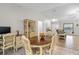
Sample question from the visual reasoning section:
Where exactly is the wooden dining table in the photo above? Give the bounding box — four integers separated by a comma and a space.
30, 36, 52, 55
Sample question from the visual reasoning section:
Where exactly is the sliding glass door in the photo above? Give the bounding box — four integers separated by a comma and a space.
63, 23, 74, 34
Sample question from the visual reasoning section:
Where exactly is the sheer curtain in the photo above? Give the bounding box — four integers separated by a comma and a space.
37, 21, 43, 41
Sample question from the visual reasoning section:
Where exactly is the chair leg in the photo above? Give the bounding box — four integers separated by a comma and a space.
3, 48, 5, 55
15, 48, 17, 51
40, 47, 43, 55
49, 48, 54, 55
49, 50, 52, 55
13, 46, 15, 53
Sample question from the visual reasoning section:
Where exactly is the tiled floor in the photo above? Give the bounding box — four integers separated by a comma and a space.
2, 46, 79, 55
1, 35, 79, 55
57, 35, 79, 51
52, 46, 79, 55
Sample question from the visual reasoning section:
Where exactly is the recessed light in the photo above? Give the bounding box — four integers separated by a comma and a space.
52, 18, 58, 22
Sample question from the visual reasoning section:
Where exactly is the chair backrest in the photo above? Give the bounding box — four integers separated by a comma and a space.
46, 31, 52, 38
50, 33, 58, 51
40, 32, 45, 37
21, 35, 32, 55
50, 36, 55, 48
30, 32, 36, 38
53, 34, 58, 45
2, 33, 15, 46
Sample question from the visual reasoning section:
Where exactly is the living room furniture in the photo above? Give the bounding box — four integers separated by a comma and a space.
30, 36, 51, 55
24, 19, 36, 39
0, 35, 3, 53
15, 35, 23, 51
43, 31, 58, 54
46, 31, 53, 39
29, 32, 36, 39
22, 35, 32, 55
58, 33, 66, 40
43, 36, 55, 54
1, 33, 15, 55
56, 29, 66, 40
22, 35, 40, 55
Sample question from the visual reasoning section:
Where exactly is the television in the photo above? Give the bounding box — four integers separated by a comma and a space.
0, 27, 11, 34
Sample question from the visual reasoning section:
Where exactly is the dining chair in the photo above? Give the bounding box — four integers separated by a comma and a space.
22, 35, 40, 55
1, 33, 15, 55
29, 32, 36, 38
46, 31, 53, 38
43, 33, 58, 55
15, 35, 23, 51
40, 32, 45, 37
22, 35, 32, 55
0, 35, 3, 53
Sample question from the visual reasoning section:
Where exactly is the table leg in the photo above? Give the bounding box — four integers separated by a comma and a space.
40, 47, 43, 55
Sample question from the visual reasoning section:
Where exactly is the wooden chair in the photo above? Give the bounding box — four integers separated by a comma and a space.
0, 35, 3, 53
1, 33, 15, 55
40, 32, 45, 37
43, 36, 54, 55
40, 32, 45, 39
29, 32, 36, 38
21, 35, 32, 55
15, 35, 23, 51
22, 35, 40, 55
46, 31, 53, 38
43, 33, 58, 55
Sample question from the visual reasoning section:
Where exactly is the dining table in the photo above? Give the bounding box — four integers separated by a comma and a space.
30, 36, 52, 55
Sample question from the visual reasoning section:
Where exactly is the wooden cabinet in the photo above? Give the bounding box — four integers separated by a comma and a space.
24, 19, 36, 38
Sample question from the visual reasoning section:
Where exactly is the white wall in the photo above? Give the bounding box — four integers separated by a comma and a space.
0, 4, 41, 34
43, 20, 52, 33
1, 4, 79, 35
41, 5, 79, 35
59, 19, 79, 35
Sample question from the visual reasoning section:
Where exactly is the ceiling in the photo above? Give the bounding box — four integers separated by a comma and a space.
0, 3, 67, 12
14, 3, 67, 12
40, 3, 79, 20
1, 3, 79, 20
11, 3, 79, 19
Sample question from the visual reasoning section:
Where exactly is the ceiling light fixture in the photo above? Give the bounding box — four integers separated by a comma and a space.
52, 18, 58, 22
52, 9, 58, 22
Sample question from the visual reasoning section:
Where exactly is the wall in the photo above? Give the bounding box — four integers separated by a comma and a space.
41, 6, 79, 35
0, 4, 41, 34
1, 4, 79, 35
59, 19, 79, 35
